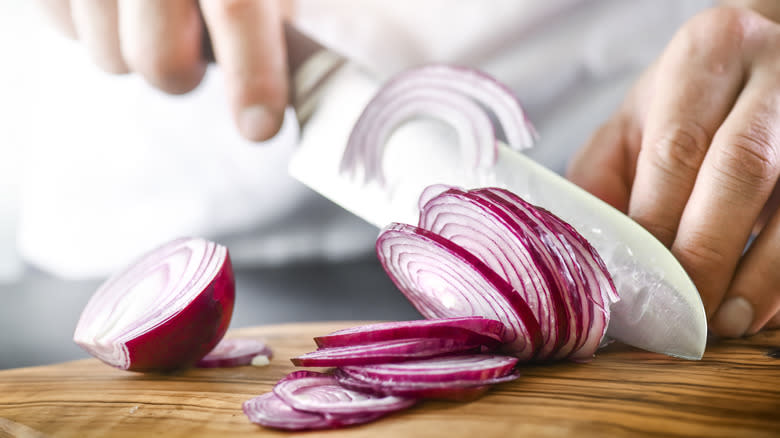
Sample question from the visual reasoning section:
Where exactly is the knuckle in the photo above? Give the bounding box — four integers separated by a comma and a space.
675, 7, 749, 65
716, 127, 779, 189
217, 0, 257, 19
637, 220, 678, 248
673, 232, 728, 278
647, 121, 711, 176
123, 44, 203, 95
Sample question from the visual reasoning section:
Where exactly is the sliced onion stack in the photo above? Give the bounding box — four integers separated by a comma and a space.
73, 237, 235, 371
475, 188, 617, 360
376, 223, 542, 360
196, 338, 272, 368
379, 187, 617, 362
418, 187, 570, 360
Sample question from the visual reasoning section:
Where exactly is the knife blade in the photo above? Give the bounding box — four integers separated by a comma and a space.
284, 26, 707, 360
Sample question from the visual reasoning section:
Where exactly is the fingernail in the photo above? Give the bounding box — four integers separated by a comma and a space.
238, 105, 278, 142
711, 297, 753, 338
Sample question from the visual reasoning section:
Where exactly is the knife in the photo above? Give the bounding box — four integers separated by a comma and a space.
283, 25, 707, 360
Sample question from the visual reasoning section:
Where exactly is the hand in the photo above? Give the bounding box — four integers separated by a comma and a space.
567, 6, 780, 338
37, 0, 290, 142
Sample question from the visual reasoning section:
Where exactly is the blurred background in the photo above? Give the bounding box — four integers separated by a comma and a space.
0, 0, 710, 369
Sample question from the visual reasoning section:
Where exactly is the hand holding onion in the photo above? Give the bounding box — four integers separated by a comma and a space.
567, 4, 780, 338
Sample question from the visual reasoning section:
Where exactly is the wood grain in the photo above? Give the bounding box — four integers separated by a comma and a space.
0, 322, 778, 438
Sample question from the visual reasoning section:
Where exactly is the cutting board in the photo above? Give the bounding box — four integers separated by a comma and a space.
1, 322, 778, 438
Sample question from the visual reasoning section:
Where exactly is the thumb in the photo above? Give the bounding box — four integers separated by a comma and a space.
565, 116, 637, 213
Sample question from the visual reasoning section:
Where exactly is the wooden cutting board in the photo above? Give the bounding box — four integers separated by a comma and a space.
1, 322, 778, 438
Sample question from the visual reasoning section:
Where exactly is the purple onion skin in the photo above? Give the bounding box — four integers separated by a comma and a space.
122, 253, 236, 372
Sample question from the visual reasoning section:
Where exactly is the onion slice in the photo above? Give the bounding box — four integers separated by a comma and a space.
313, 317, 507, 349
291, 337, 488, 367
340, 354, 518, 383
376, 223, 542, 360
335, 368, 521, 399
73, 237, 235, 371
242, 392, 383, 431
273, 371, 416, 415
341, 65, 536, 187
196, 338, 272, 368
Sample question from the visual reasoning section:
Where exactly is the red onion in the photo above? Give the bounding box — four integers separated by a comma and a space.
291, 336, 490, 367
242, 391, 384, 431
334, 368, 521, 399
340, 354, 518, 383
418, 187, 570, 360
476, 188, 615, 360
381, 187, 618, 362
376, 222, 542, 360
73, 237, 235, 371
273, 371, 416, 415
196, 338, 272, 368
313, 317, 507, 349
341, 65, 536, 187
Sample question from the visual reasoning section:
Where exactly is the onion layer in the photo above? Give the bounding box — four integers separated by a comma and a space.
340, 65, 536, 187
73, 237, 235, 371
313, 317, 507, 348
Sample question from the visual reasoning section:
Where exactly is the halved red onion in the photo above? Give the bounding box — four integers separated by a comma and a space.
335, 368, 521, 399
376, 223, 541, 360
242, 392, 383, 431
291, 336, 487, 367
417, 188, 570, 360
273, 371, 416, 415
313, 317, 506, 349
340, 354, 518, 383
196, 338, 272, 368
341, 65, 536, 186
73, 237, 235, 371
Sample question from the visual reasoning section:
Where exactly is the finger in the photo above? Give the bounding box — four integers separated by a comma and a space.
712, 205, 780, 337
36, 0, 78, 39
672, 67, 780, 320
628, 9, 746, 246
566, 114, 638, 213
117, 0, 206, 94
200, 0, 288, 142
70, 0, 129, 73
